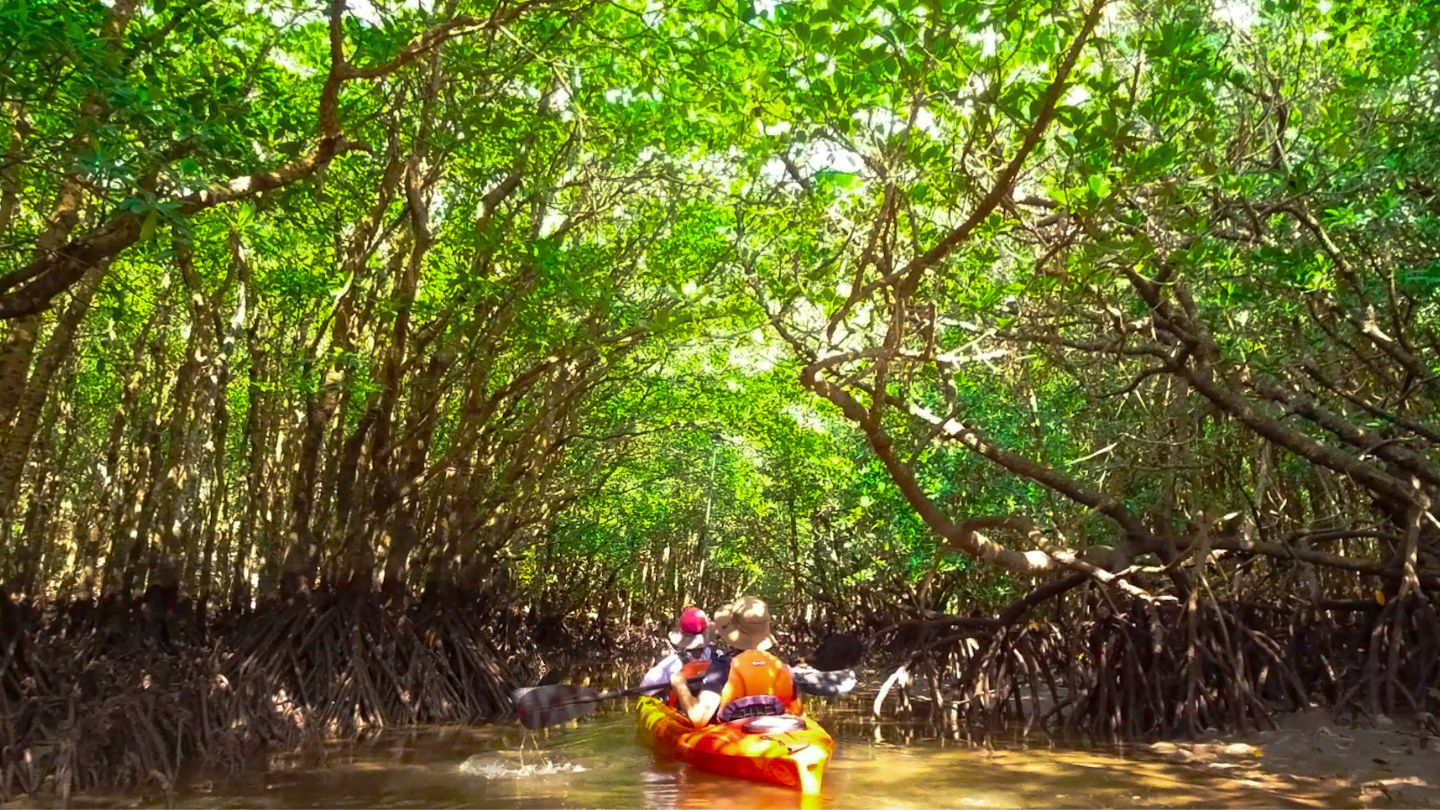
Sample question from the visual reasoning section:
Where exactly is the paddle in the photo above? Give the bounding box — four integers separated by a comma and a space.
792, 666, 859, 697
512, 677, 701, 730
512, 668, 859, 730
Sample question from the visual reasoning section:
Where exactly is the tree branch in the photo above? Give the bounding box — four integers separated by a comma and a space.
829, 0, 1109, 328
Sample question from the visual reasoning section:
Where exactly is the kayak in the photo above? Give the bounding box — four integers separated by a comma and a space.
634, 696, 835, 794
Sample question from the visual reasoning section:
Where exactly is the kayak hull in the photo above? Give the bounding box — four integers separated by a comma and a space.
635, 696, 835, 793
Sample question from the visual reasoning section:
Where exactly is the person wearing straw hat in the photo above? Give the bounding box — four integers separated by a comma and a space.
639, 606, 713, 697
670, 595, 801, 725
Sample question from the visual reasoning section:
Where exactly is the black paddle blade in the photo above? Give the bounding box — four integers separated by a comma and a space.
809, 632, 865, 671
513, 684, 603, 730
793, 667, 858, 697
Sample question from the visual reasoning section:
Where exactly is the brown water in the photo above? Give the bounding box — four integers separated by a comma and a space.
85, 702, 1347, 809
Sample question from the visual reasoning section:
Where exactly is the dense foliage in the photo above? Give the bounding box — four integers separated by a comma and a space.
2, 0, 1438, 741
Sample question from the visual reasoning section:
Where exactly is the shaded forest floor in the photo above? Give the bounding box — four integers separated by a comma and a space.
822, 679, 1440, 807
1142, 711, 1440, 808
4, 592, 1438, 806
0, 591, 667, 804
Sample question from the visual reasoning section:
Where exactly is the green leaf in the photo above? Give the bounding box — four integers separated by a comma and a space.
139, 208, 160, 243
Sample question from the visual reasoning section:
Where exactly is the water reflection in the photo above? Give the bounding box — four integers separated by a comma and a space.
641, 751, 824, 810
60, 699, 1338, 808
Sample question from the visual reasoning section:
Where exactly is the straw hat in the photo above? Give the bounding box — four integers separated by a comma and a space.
713, 595, 775, 652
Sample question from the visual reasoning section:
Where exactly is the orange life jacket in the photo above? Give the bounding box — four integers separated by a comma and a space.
665, 659, 711, 708
719, 649, 803, 715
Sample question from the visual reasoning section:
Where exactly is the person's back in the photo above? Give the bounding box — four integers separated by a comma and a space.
671, 596, 800, 724
717, 646, 801, 719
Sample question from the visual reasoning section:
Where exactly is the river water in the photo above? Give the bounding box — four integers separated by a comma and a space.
138, 699, 1333, 809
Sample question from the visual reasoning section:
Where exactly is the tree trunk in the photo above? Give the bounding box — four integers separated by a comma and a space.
0, 266, 107, 527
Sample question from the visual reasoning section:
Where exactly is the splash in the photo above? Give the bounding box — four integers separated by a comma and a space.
458, 753, 589, 779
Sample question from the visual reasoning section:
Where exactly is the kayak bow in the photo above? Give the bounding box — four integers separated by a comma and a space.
635, 696, 835, 794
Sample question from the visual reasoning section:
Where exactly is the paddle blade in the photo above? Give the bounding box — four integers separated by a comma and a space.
793, 667, 857, 697
809, 632, 866, 671
513, 684, 603, 730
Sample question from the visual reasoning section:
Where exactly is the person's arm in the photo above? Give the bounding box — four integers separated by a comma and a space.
669, 672, 721, 725
780, 663, 803, 714
689, 690, 722, 725
640, 653, 678, 694
671, 650, 731, 726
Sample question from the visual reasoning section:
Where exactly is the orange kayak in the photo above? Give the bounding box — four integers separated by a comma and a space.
634, 696, 835, 793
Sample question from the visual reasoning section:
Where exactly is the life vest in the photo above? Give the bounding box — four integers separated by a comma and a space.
664, 659, 712, 708
720, 649, 802, 715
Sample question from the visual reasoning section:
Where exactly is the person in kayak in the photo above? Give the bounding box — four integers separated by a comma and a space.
639, 606, 712, 701
670, 595, 800, 725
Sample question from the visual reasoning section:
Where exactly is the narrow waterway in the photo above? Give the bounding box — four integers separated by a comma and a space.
78, 698, 1365, 809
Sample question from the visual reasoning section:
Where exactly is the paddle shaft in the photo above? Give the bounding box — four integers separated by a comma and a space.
528, 667, 855, 709
518, 669, 858, 728
574, 674, 704, 707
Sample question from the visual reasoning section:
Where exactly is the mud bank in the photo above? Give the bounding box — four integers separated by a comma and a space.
1145, 711, 1440, 807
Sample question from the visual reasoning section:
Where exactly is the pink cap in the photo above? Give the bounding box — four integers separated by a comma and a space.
679, 607, 708, 635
